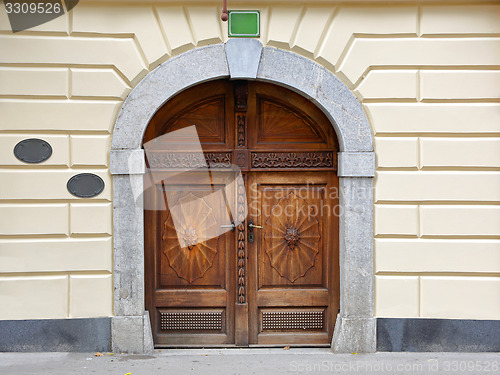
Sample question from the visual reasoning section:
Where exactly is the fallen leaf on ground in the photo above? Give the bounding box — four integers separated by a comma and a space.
283, 345, 290, 350
94, 352, 104, 357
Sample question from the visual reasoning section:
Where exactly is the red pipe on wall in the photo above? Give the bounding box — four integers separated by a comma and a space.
221, 0, 228, 21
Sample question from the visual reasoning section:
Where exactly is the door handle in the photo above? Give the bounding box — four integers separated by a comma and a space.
247, 220, 262, 243
220, 221, 235, 232
248, 223, 263, 229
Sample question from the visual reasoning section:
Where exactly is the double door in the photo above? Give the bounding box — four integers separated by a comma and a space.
144, 80, 339, 347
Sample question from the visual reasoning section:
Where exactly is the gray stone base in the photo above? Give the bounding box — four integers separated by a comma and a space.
332, 314, 376, 353
0, 317, 111, 352
377, 318, 500, 352
111, 312, 153, 354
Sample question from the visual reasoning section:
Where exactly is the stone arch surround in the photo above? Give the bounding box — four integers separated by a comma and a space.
110, 39, 376, 354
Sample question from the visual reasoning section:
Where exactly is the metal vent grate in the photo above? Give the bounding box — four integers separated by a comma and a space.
262, 310, 324, 330
160, 311, 222, 331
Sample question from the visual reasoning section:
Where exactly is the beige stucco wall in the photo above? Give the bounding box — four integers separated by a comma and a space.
0, 1, 499, 321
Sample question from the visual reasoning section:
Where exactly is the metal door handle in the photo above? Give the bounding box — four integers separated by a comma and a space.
220, 221, 235, 232
248, 223, 263, 229
247, 220, 263, 230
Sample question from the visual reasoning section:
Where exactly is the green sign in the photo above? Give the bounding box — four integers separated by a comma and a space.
228, 11, 260, 37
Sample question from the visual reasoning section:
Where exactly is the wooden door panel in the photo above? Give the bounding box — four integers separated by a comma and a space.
159, 185, 228, 289
247, 81, 337, 151
143, 80, 234, 151
166, 97, 227, 145
256, 289, 329, 306
155, 290, 227, 307
257, 183, 327, 288
247, 172, 339, 346
147, 172, 236, 346
256, 98, 325, 144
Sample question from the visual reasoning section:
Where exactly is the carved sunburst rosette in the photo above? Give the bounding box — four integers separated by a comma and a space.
162, 193, 219, 283
264, 192, 321, 282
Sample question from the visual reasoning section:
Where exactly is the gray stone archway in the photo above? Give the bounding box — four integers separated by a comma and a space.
110, 39, 375, 354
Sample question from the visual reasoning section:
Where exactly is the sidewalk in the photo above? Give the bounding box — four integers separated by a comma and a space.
1, 348, 499, 375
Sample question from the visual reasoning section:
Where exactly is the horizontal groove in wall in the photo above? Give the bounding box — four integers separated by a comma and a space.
69, 234, 113, 239
0, 234, 69, 239
0, 95, 124, 101
0, 63, 128, 78
374, 133, 500, 137
376, 234, 500, 240
374, 234, 419, 239
0, 34, 136, 41
363, 98, 500, 104
0, 199, 112, 204
0, 167, 109, 171
375, 238, 500, 242
377, 167, 500, 172
375, 167, 420, 171
0, 95, 69, 100
352, 33, 419, 39
359, 66, 500, 85
375, 201, 500, 206
0, 98, 121, 104
0, 234, 111, 240
68, 165, 110, 170
366, 66, 500, 71
420, 98, 500, 103
419, 235, 500, 240
0, 166, 72, 170
0, 130, 111, 135
0, 270, 112, 278
0, 31, 69, 37
361, 99, 419, 103
355, 65, 500, 87
355, 36, 500, 42
418, 167, 500, 172
376, 272, 500, 277
69, 95, 126, 101
420, 33, 500, 39
69, 32, 137, 39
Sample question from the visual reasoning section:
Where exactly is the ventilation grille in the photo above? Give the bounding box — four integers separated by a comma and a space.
262, 310, 324, 330
160, 311, 222, 331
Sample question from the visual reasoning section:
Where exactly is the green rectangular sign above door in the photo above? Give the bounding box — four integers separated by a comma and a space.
228, 11, 260, 37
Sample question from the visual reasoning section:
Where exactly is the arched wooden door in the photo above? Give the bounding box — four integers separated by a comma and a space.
144, 80, 339, 347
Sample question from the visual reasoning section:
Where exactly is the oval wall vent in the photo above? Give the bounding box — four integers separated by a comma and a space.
67, 173, 105, 198
14, 138, 52, 164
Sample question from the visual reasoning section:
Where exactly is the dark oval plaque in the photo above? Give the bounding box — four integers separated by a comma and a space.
67, 173, 105, 198
14, 138, 52, 164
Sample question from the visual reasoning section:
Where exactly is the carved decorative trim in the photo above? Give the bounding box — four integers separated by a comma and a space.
182, 225, 198, 250
237, 115, 246, 147
251, 152, 335, 169
284, 226, 300, 250
147, 152, 232, 169
262, 310, 324, 330
234, 149, 249, 170
234, 81, 248, 111
160, 311, 222, 331
264, 192, 320, 283
162, 193, 219, 283
237, 175, 246, 304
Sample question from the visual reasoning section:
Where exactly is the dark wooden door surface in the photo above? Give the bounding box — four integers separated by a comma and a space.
247, 172, 338, 346
144, 80, 339, 347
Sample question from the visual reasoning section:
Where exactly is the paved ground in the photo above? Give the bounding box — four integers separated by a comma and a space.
1, 349, 499, 375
